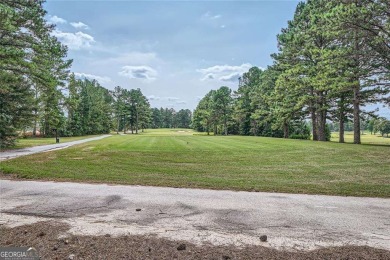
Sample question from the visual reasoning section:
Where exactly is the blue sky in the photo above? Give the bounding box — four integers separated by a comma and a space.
44, 0, 389, 117
44, 0, 300, 109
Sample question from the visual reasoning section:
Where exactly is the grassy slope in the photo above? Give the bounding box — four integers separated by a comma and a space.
1, 129, 389, 197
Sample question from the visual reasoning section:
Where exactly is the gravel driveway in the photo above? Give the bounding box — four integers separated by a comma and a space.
1, 180, 389, 251
0, 135, 111, 161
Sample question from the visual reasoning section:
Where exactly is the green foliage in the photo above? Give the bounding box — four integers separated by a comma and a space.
375, 118, 390, 137
175, 109, 192, 128
212, 86, 233, 135
0, 0, 71, 147
193, 87, 234, 136
196, 66, 311, 140
195, 0, 389, 144
150, 108, 192, 129
63, 77, 112, 136
325, 124, 331, 142
193, 90, 216, 134
234, 67, 263, 135
290, 122, 311, 140
109, 87, 151, 134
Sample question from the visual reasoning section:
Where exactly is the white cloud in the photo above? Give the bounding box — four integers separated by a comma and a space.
147, 95, 160, 101
176, 100, 187, 105
219, 72, 241, 82
48, 15, 67, 24
220, 25, 226, 29
74, 72, 112, 84
167, 97, 180, 102
119, 66, 157, 82
197, 63, 255, 82
52, 30, 95, 50
198, 63, 252, 74
70, 22, 89, 30
202, 12, 222, 20
200, 73, 215, 81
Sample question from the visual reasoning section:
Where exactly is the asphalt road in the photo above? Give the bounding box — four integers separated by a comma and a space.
0, 180, 389, 251
0, 135, 111, 161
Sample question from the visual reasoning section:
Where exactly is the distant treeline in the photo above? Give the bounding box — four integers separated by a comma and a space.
150, 108, 192, 129
194, 0, 390, 143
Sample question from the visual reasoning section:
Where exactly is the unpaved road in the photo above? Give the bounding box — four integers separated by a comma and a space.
0, 180, 389, 251
0, 135, 111, 161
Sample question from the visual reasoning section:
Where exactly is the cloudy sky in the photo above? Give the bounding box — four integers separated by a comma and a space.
44, 0, 389, 117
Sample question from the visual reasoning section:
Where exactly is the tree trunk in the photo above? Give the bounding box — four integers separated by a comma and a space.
316, 95, 326, 141
251, 120, 258, 136
123, 116, 126, 134
310, 88, 318, 141
353, 84, 361, 144
339, 96, 345, 143
33, 117, 37, 137
224, 117, 228, 136
352, 17, 361, 145
135, 110, 138, 134
117, 116, 120, 134
44, 117, 49, 137
339, 118, 345, 143
311, 111, 318, 141
316, 110, 326, 141
33, 87, 38, 137
283, 122, 289, 139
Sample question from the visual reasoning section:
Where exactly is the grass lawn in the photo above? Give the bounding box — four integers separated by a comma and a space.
331, 131, 390, 145
1, 129, 389, 197
9, 135, 103, 149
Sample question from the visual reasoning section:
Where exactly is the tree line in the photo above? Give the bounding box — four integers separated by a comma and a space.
150, 108, 192, 129
194, 0, 389, 143
1, 0, 71, 147
111, 86, 192, 133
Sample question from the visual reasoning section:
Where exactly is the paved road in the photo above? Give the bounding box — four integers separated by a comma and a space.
0, 135, 111, 161
0, 180, 389, 251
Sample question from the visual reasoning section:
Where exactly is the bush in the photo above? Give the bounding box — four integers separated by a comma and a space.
325, 124, 331, 141
290, 134, 310, 140
289, 121, 311, 140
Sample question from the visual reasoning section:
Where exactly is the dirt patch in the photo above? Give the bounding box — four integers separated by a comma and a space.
0, 172, 19, 180
1, 221, 389, 260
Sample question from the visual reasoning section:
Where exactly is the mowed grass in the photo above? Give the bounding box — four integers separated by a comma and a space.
1, 129, 389, 197
331, 131, 390, 145
8, 135, 102, 149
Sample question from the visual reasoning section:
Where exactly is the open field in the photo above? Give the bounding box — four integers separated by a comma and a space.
9, 135, 102, 149
331, 131, 390, 145
1, 129, 389, 197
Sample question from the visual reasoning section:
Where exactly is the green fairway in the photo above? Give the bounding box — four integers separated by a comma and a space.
1, 129, 389, 197
8, 135, 103, 149
331, 131, 390, 145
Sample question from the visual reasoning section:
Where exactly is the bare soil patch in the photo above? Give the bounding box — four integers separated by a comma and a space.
1, 221, 389, 259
